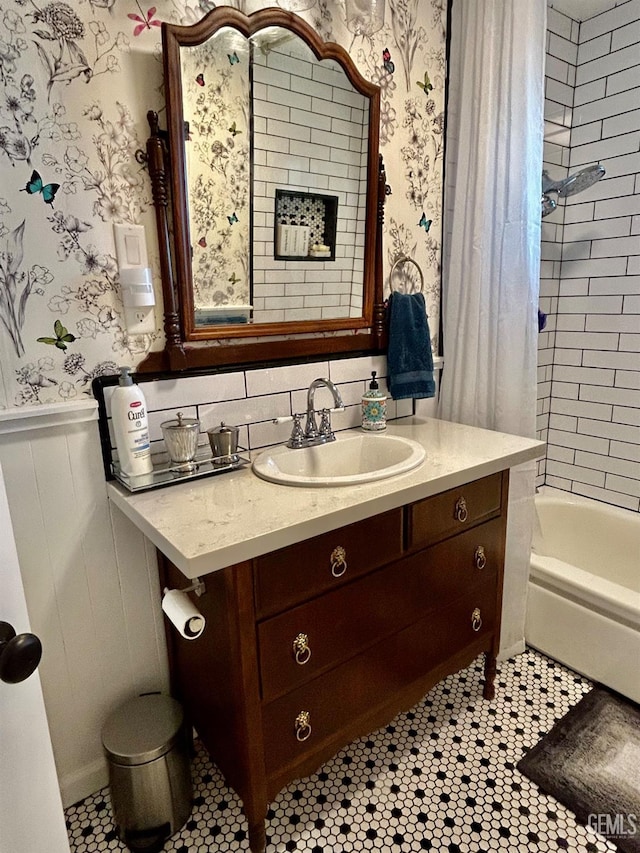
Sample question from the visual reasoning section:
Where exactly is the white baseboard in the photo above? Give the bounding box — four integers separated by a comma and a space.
59, 757, 109, 808
498, 637, 526, 661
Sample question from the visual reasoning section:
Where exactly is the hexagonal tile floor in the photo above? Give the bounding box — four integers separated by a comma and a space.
65, 648, 618, 852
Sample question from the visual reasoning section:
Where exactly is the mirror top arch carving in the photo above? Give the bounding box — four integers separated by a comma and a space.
138, 6, 387, 373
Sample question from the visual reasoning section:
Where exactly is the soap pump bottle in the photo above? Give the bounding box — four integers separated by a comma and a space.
361, 371, 387, 431
111, 366, 153, 477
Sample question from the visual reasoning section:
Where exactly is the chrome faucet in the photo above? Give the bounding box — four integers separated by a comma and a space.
275, 377, 344, 449
304, 377, 344, 442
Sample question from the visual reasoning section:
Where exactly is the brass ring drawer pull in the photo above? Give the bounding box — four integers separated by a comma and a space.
292, 632, 311, 666
474, 545, 486, 570
454, 496, 468, 523
295, 710, 312, 742
330, 545, 347, 578
471, 607, 482, 632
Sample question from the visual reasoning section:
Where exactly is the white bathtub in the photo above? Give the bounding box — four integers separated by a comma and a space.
526, 487, 640, 703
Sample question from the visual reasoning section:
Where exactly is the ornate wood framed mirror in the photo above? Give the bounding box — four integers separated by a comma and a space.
139, 6, 387, 373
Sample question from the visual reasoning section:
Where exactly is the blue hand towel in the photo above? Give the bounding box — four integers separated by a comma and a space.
387, 291, 435, 400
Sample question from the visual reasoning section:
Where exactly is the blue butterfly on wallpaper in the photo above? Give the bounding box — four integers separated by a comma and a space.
227, 212, 238, 225
418, 213, 432, 233
228, 52, 239, 65
22, 170, 60, 206
37, 319, 76, 351
195, 73, 205, 86
382, 48, 395, 74
228, 122, 241, 137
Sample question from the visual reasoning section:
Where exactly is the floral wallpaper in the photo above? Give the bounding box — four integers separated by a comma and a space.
182, 29, 251, 312
0, 0, 445, 408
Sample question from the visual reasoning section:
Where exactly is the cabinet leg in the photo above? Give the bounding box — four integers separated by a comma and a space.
482, 652, 496, 700
248, 819, 267, 853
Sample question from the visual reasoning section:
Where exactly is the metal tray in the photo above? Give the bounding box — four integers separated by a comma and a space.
112, 448, 250, 493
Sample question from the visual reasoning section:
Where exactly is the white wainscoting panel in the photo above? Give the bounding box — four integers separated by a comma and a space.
0, 402, 168, 807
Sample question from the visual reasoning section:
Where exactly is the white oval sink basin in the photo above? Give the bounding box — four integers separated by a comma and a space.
252, 432, 426, 487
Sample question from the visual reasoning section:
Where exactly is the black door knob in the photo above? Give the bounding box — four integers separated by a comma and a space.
0, 621, 42, 684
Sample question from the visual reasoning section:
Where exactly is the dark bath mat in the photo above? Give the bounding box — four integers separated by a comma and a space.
517, 686, 640, 853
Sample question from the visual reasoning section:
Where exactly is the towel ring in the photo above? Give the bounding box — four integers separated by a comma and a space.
389, 255, 425, 294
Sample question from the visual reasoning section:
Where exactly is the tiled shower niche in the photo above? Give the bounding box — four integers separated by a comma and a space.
274, 189, 338, 261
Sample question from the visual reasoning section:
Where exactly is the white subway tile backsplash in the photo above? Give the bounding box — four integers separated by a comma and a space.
200, 392, 291, 428
142, 372, 246, 411
245, 361, 329, 398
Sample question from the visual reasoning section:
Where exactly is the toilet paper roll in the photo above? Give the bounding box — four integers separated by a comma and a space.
161, 589, 206, 640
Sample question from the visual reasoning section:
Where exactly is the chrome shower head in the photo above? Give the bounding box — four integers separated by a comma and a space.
541, 194, 557, 218
542, 164, 606, 198
541, 164, 605, 218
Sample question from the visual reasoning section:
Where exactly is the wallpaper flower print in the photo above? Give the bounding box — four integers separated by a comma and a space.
181, 31, 251, 312
0, 0, 445, 407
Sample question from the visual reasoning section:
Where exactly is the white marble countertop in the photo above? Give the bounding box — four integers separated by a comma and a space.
107, 417, 545, 580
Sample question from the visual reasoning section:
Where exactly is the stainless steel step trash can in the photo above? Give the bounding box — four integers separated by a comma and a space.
102, 693, 192, 852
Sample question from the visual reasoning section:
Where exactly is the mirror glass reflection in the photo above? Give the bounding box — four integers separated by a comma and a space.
179, 25, 370, 327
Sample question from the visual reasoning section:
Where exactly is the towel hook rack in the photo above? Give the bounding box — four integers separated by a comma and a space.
389, 255, 425, 294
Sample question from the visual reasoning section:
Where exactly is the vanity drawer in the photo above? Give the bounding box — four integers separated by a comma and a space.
254, 508, 403, 619
407, 472, 504, 550
258, 519, 504, 702
261, 582, 498, 778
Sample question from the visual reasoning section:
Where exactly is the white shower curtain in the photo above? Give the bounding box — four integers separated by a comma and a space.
439, 0, 546, 657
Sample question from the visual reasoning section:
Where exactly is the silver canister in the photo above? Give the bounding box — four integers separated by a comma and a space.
207, 422, 239, 466
161, 412, 200, 472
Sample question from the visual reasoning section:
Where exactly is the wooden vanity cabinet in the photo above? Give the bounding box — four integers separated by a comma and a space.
158, 470, 509, 853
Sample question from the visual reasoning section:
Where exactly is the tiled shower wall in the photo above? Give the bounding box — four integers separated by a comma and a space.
538, 0, 640, 511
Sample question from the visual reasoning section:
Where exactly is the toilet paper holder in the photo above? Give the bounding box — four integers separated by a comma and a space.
161, 578, 207, 640
176, 578, 206, 597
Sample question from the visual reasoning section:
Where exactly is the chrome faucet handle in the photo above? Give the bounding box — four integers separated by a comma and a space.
274, 413, 306, 448
318, 409, 333, 437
